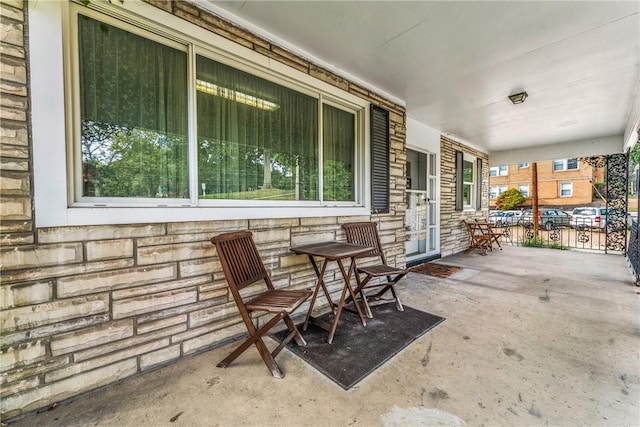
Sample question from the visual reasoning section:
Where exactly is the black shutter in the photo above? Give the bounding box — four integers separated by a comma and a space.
455, 150, 463, 211
476, 158, 483, 210
371, 105, 390, 214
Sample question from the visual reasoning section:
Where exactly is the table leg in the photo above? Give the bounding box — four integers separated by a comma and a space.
326, 258, 367, 344
303, 256, 337, 331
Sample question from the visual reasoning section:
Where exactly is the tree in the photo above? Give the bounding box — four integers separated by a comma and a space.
496, 188, 526, 210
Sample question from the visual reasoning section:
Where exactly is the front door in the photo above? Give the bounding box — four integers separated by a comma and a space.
405, 149, 438, 262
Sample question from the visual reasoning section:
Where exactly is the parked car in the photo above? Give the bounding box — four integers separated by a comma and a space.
570, 206, 626, 232
487, 210, 520, 226
518, 208, 571, 230
570, 207, 606, 230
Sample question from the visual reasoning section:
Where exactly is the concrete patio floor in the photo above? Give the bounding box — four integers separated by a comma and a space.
7, 246, 640, 427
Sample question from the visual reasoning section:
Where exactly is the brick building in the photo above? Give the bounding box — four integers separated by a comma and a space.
489, 159, 604, 209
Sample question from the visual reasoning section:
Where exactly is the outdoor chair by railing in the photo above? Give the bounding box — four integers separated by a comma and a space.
462, 220, 493, 255
475, 219, 507, 249
211, 231, 313, 378
341, 222, 407, 318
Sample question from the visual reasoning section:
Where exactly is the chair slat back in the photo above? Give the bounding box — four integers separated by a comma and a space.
342, 222, 386, 263
211, 231, 272, 291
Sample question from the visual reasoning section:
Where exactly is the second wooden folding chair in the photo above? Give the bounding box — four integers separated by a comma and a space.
211, 231, 312, 378
341, 221, 407, 318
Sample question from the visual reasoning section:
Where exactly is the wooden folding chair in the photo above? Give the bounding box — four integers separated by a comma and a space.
462, 220, 492, 255
475, 219, 505, 250
341, 222, 407, 318
211, 231, 313, 378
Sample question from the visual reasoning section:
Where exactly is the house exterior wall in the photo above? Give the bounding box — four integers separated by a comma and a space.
0, 1, 408, 419
440, 136, 489, 257
0, 0, 33, 247
489, 161, 597, 209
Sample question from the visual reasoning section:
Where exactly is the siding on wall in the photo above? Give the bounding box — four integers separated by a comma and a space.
0, 0, 407, 419
440, 136, 489, 257
0, 0, 33, 246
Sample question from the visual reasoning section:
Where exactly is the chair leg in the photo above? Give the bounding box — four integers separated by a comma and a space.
217, 314, 285, 378
283, 314, 306, 346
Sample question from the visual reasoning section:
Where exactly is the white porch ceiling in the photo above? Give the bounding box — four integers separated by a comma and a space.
201, 1, 639, 156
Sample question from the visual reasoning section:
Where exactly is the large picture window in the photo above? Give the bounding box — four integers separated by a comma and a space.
73, 8, 365, 208
79, 15, 189, 200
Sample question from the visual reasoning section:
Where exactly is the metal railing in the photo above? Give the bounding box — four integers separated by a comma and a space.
490, 220, 627, 252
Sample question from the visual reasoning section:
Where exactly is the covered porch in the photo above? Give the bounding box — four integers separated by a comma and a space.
9, 246, 638, 426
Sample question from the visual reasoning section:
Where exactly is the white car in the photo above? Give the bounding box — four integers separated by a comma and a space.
487, 210, 520, 226
570, 207, 607, 230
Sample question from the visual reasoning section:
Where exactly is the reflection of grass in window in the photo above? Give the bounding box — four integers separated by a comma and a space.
203, 187, 295, 200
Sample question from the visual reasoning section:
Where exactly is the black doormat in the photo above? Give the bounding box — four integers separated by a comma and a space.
272, 304, 445, 390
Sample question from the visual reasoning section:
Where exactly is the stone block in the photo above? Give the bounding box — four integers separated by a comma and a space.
57, 264, 176, 298
136, 241, 215, 266
0, 173, 29, 194
136, 232, 205, 247
112, 288, 198, 319
134, 299, 216, 324
50, 319, 134, 356
0, 22, 22, 51
0, 356, 69, 385
300, 217, 337, 227
140, 345, 181, 371
4, 259, 133, 286
73, 324, 186, 362
290, 231, 335, 246
0, 231, 33, 246
38, 224, 165, 244
166, 219, 246, 236
1, 315, 109, 348
0, 377, 39, 399
0, 157, 28, 172
0, 280, 52, 309
196, 282, 227, 301
0, 341, 46, 372
0, 122, 27, 146
173, 313, 241, 344
179, 257, 219, 278
85, 239, 133, 262
0, 3, 24, 22
112, 275, 210, 300
1, 294, 108, 333
136, 314, 187, 335
188, 303, 240, 329
1, 359, 137, 419
248, 218, 299, 229
45, 338, 169, 382
181, 322, 246, 355
251, 228, 290, 244
0, 242, 82, 271
0, 197, 31, 221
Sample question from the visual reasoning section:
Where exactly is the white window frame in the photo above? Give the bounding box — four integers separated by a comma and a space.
489, 185, 507, 199
518, 163, 529, 168
489, 165, 508, 177
462, 153, 476, 209
560, 182, 573, 197
30, 1, 372, 227
518, 184, 529, 197
553, 158, 579, 172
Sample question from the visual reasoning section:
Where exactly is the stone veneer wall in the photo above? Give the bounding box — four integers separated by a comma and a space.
440, 136, 489, 256
0, 1, 407, 419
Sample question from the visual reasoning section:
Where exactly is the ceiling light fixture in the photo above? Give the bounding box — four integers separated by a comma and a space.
196, 79, 280, 111
508, 91, 528, 104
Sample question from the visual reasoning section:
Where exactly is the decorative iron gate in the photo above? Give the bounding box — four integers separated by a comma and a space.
582, 153, 627, 253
